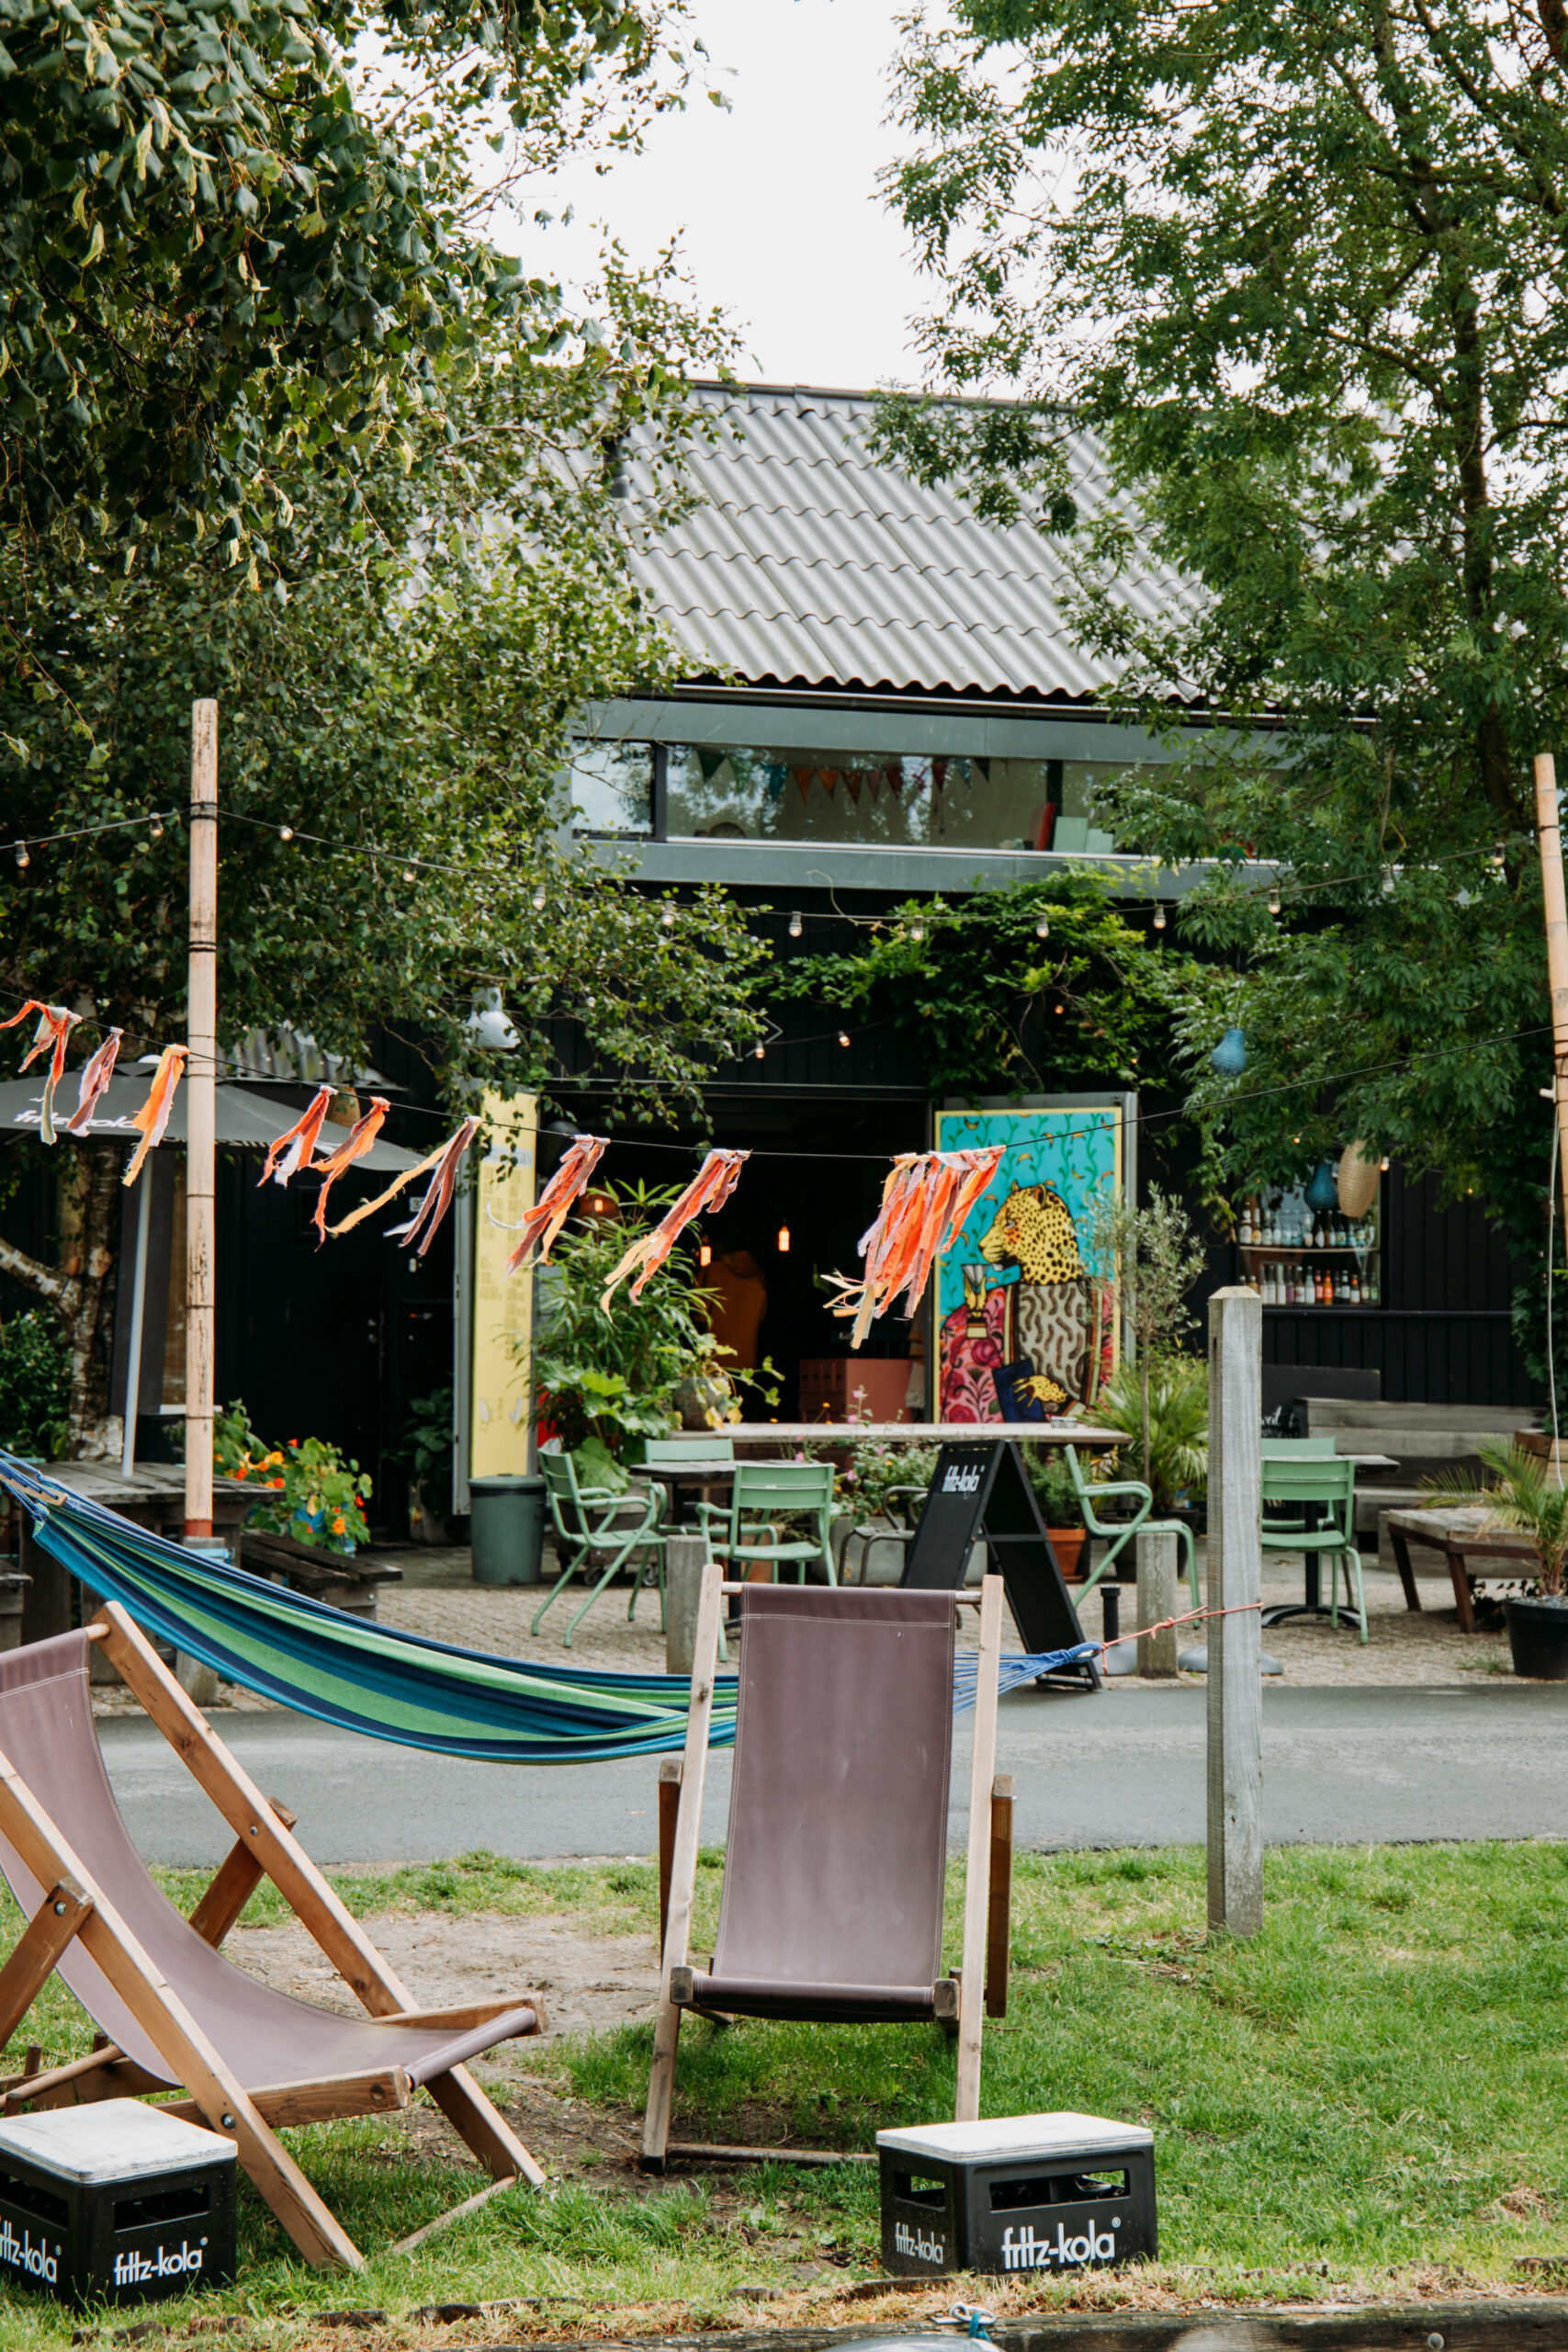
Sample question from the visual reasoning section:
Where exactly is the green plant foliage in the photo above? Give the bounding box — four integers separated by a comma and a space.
395, 1385, 454, 1521
1425, 1439, 1568, 1598
1091, 1354, 1208, 1517
1021, 1443, 1079, 1526
214, 1395, 371, 1547
773, 874, 1188, 1100
839, 1431, 938, 1521
0, 1308, 70, 1455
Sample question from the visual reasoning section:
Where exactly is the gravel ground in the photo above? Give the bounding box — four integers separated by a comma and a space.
368, 1535, 1519, 1688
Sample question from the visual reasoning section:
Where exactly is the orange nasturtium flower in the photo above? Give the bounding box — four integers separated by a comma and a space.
331, 1515, 346, 1534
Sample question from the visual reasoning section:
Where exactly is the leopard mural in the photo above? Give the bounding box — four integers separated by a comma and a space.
978, 1182, 1097, 1408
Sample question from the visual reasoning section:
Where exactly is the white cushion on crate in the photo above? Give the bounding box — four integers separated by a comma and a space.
877, 2111, 1153, 2162
0, 2099, 235, 2184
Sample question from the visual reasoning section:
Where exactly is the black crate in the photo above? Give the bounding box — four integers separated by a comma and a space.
0, 2098, 237, 2305
878, 2112, 1156, 2278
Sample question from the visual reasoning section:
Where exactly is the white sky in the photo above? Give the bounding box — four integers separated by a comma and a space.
510, 0, 931, 391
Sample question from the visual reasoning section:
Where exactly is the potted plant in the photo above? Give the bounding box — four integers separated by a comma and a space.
1023, 1449, 1089, 1580
1089, 1355, 1209, 1521
396, 1386, 456, 1544
1428, 1442, 1568, 1679
837, 1433, 939, 1581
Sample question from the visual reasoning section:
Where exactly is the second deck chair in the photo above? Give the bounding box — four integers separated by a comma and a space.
0, 1605, 546, 2271
641, 1567, 1011, 2168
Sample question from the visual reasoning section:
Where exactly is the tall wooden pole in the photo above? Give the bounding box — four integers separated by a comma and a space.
1206, 1284, 1263, 1939
1534, 752, 1568, 1249
185, 701, 218, 1539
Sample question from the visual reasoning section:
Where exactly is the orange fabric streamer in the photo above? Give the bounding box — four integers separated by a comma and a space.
308, 1096, 390, 1243
258, 1083, 334, 1188
829, 1144, 1007, 1347
63, 1027, 123, 1136
500, 1135, 609, 1276
0, 1001, 83, 1145
601, 1148, 750, 1308
328, 1116, 479, 1249
122, 1046, 188, 1185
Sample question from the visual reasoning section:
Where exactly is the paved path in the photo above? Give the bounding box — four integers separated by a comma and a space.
101, 1682, 1568, 1867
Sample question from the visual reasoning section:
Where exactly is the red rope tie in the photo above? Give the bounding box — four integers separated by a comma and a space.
1100, 1598, 1265, 1652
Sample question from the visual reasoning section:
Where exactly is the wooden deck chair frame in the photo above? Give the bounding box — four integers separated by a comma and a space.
640, 1566, 1012, 2169
0, 1603, 546, 2271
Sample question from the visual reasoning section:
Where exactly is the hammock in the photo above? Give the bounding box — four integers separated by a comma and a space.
0, 1455, 1098, 1761
0, 1453, 737, 1765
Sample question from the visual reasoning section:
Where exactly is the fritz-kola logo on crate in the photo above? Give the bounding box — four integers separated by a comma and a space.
0, 2216, 60, 2282
1000, 2217, 1121, 2270
942, 1464, 981, 1496
893, 2219, 946, 2265
112, 2239, 208, 2287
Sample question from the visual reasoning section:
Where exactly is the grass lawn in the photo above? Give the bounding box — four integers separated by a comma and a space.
0, 1842, 1562, 2346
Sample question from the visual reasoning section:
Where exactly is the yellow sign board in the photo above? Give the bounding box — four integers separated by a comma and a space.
469, 1091, 536, 1480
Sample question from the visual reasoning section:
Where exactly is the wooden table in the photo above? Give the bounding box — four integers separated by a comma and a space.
1382, 1506, 1538, 1634
725, 1420, 1124, 1448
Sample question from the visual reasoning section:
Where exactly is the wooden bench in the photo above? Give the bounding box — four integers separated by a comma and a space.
238, 1528, 402, 1619
1382, 1506, 1537, 1634
1298, 1399, 1541, 1548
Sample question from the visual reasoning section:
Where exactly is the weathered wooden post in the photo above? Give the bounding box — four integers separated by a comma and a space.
1134, 1527, 1179, 1678
185, 701, 218, 1541
1206, 1285, 1263, 1937
1534, 752, 1568, 1248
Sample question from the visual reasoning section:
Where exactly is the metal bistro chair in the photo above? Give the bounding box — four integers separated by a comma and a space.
712, 1460, 840, 1586
535, 1453, 667, 1648
1062, 1444, 1201, 1613
1259, 1449, 1366, 1642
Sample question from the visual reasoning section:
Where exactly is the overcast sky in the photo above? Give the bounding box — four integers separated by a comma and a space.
517, 0, 932, 391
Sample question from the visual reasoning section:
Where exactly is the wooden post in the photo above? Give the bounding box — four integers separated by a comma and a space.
1535, 753, 1568, 1260
186, 701, 218, 1539
641, 1557, 724, 2167
1206, 1287, 1263, 1939
954, 1571, 1002, 2122
1135, 1527, 1179, 1678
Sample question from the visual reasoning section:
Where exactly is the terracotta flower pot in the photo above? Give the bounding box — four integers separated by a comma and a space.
1048, 1527, 1087, 1582
1504, 1593, 1568, 1679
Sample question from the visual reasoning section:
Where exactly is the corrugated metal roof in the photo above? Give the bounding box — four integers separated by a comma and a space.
625, 382, 1201, 702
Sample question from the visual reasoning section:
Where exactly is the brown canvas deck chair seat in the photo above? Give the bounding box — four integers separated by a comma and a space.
642, 1568, 1011, 2168
0, 1608, 547, 2271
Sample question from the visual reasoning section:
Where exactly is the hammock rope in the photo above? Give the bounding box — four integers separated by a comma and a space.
0, 1454, 1096, 1758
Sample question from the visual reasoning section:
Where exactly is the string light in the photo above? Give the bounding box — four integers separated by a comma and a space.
1267, 883, 1281, 915
1153, 903, 1167, 930
1053, 1001, 1065, 1016
1034, 910, 1050, 939
148, 816, 164, 842
788, 910, 803, 939
838, 1031, 851, 1047
661, 906, 677, 930
402, 865, 416, 884
910, 915, 926, 943
13, 842, 28, 871
776, 1224, 791, 1252
531, 883, 547, 911
278, 825, 294, 842
1492, 843, 1507, 867
753, 1044, 765, 1059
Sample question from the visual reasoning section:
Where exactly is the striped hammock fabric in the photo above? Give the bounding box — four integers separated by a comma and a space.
0, 1453, 738, 1765
0, 1454, 1098, 1758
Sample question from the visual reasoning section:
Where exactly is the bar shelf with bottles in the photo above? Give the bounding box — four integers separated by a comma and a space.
1235, 1182, 1382, 1309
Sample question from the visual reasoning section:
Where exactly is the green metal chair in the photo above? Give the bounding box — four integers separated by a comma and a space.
642, 1434, 736, 1544
534, 1453, 667, 1649
1062, 1444, 1200, 1612
1257, 1437, 1339, 1539
1259, 1451, 1366, 1641
711, 1460, 840, 1585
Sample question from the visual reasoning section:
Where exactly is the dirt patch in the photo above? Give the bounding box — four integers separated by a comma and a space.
224, 1911, 661, 2045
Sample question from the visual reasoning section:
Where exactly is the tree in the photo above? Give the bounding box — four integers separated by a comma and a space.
881, 0, 1568, 1364
0, 311, 769, 1451
0, 0, 702, 556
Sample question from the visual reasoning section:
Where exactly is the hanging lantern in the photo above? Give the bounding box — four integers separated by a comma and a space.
1305, 1161, 1339, 1214
1211, 1027, 1247, 1075
776, 1224, 791, 1253
1337, 1144, 1382, 1218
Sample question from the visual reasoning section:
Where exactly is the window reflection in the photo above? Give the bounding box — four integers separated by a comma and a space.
568, 739, 653, 834
667, 745, 1120, 850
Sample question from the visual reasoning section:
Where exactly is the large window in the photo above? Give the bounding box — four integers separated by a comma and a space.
568, 731, 1124, 849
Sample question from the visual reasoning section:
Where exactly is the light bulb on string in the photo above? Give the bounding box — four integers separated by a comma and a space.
148, 814, 164, 842
910, 915, 926, 943
1034, 910, 1050, 939
838, 1031, 851, 1048
1153, 902, 1167, 930
278, 825, 294, 842
13, 842, 28, 871
402, 865, 416, 884
531, 883, 547, 911
776, 1224, 791, 1253
787, 910, 803, 939
753, 1044, 765, 1060
661, 906, 677, 930
1492, 842, 1507, 869
1267, 882, 1281, 915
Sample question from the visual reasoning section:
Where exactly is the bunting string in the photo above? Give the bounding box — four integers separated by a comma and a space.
828, 1145, 1007, 1349
601, 1148, 749, 1307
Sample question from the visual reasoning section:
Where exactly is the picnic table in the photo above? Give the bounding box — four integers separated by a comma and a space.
1382, 1504, 1537, 1634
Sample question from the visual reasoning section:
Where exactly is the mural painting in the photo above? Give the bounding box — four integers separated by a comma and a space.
932, 1107, 1124, 1423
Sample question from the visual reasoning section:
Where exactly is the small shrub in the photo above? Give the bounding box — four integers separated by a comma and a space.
0, 1310, 69, 1458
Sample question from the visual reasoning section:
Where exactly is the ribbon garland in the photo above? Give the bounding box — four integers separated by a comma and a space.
0, 1001, 83, 1146
63, 1027, 123, 1136
828, 1144, 1007, 1349
498, 1133, 609, 1275
257, 1081, 334, 1187
121, 1046, 188, 1185
601, 1148, 750, 1307
328, 1114, 477, 1253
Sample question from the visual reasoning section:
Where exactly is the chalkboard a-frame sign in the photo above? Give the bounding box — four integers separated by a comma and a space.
899, 1442, 1100, 1691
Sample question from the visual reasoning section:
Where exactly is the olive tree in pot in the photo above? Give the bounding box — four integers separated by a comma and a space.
1432, 1442, 1568, 1679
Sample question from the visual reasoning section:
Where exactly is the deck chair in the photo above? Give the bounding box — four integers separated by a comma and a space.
0, 1606, 546, 2271
641, 1566, 1011, 2168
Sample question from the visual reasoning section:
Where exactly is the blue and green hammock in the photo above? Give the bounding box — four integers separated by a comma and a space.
0, 1453, 1096, 1761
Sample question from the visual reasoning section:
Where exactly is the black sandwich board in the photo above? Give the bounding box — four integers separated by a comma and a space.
899, 1441, 1100, 1691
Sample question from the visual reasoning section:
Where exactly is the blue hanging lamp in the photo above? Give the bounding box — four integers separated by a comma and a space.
1305, 1160, 1338, 1214
1211, 1026, 1247, 1076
